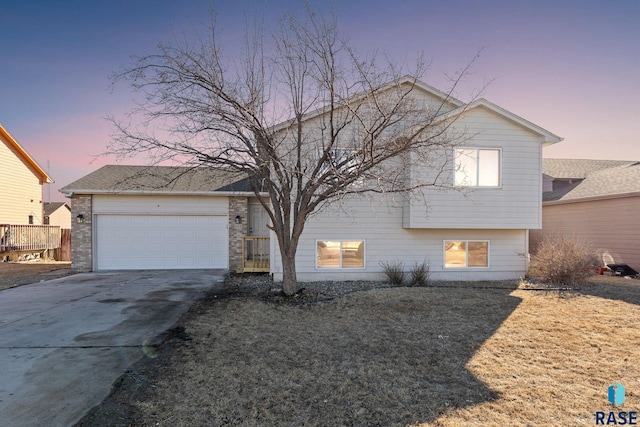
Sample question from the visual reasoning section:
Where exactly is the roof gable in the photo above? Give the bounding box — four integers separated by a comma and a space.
272, 75, 464, 133
0, 123, 53, 184
435, 99, 563, 146
44, 202, 70, 216
270, 77, 562, 150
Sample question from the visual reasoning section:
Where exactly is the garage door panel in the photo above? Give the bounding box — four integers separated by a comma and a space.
96, 215, 227, 270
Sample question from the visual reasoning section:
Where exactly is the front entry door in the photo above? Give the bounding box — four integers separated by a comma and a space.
248, 201, 269, 236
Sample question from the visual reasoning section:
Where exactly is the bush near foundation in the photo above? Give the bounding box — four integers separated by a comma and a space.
380, 260, 405, 285
528, 235, 600, 287
380, 260, 430, 286
409, 260, 430, 286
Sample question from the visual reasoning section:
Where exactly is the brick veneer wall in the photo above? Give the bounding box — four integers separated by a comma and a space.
228, 196, 248, 272
71, 195, 92, 272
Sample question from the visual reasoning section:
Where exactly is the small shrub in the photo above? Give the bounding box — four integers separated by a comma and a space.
528, 235, 600, 287
380, 260, 405, 285
409, 260, 430, 286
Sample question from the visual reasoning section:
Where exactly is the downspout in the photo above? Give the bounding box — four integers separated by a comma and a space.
525, 229, 530, 271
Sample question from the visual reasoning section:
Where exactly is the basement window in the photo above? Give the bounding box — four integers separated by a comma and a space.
444, 240, 489, 268
316, 240, 365, 269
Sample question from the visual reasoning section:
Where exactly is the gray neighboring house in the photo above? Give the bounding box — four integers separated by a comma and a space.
531, 158, 640, 271
59, 165, 270, 272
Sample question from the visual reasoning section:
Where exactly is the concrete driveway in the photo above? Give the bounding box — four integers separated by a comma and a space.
0, 269, 226, 427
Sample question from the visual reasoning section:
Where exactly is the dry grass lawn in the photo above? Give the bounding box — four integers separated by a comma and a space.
434, 277, 639, 426
0, 261, 72, 291
80, 276, 640, 426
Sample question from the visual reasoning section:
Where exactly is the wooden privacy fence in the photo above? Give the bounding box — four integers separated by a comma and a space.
0, 224, 62, 253
59, 228, 71, 261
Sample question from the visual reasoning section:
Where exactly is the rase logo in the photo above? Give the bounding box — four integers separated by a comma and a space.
610, 382, 626, 407
595, 382, 637, 425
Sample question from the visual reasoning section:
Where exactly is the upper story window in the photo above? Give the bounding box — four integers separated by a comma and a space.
319, 148, 358, 177
454, 148, 501, 187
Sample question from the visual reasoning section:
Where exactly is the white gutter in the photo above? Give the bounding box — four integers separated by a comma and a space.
61, 190, 268, 198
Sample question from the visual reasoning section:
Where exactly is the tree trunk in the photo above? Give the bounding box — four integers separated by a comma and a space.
281, 251, 299, 296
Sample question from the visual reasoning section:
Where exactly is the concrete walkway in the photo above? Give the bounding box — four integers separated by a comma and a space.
0, 269, 226, 426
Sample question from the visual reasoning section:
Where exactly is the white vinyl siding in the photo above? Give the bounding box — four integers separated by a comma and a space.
271, 193, 528, 282
0, 135, 44, 225
274, 81, 459, 189
92, 195, 228, 215
404, 105, 543, 229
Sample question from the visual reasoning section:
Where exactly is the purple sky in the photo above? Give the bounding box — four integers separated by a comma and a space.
1, 0, 638, 202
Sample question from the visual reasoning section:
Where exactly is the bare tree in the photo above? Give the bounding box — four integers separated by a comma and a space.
108, 7, 476, 295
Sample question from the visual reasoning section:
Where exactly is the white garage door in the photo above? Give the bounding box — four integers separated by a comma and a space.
96, 215, 228, 270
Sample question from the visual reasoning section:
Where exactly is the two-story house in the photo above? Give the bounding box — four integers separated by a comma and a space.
269, 83, 562, 282
0, 124, 53, 225
1, 124, 60, 259
60, 77, 561, 280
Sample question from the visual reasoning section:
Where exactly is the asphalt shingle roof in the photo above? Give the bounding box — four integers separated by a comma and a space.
543, 159, 640, 202
542, 158, 635, 179
43, 202, 69, 216
59, 165, 253, 194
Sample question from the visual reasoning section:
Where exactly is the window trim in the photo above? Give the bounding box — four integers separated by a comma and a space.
315, 239, 366, 270
454, 147, 502, 188
443, 240, 490, 269
317, 147, 359, 179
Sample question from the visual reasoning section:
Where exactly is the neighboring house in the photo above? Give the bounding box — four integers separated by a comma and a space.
60, 77, 562, 280
43, 202, 72, 228
0, 124, 53, 225
530, 158, 640, 271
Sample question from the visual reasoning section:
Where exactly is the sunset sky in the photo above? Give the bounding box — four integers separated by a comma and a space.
1, 0, 638, 202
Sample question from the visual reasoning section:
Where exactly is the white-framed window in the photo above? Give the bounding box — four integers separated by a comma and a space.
454, 148, 501, 187
444, 240, 489, 268
318, 148, 358, 178
316, 240, 365, 269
